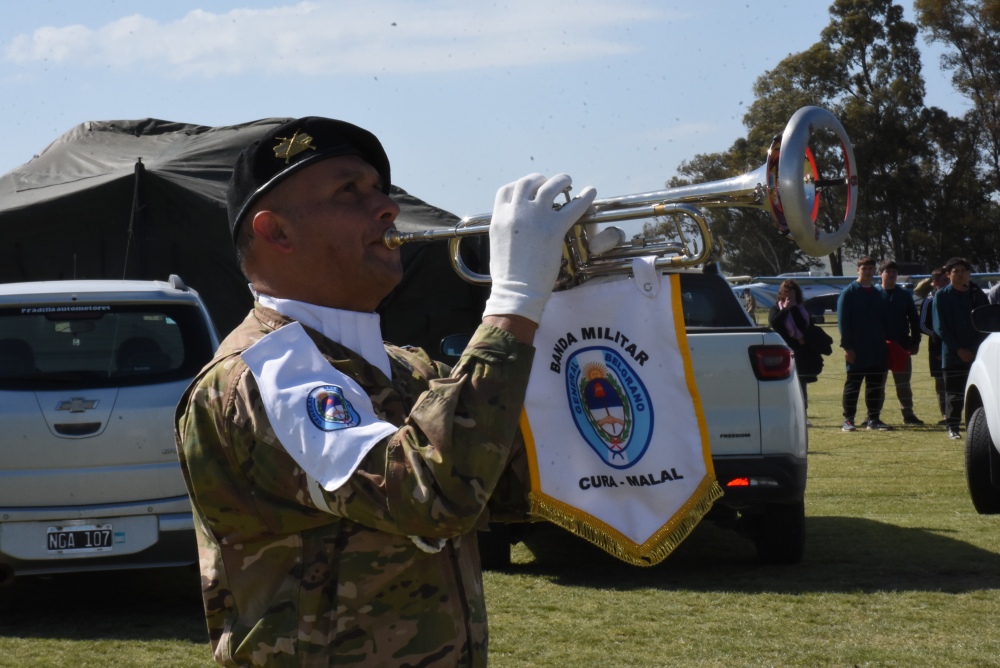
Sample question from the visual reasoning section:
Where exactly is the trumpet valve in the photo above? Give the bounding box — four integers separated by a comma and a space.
587, 225, 627, 255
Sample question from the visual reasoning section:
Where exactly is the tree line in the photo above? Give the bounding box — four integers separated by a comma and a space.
645, 0, 1000, 277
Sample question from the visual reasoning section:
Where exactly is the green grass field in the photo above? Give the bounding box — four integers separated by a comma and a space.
2, 320, 999, 667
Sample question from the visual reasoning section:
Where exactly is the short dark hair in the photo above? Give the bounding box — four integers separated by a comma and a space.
945, 257, 971, 273
931, 266, 947, 280
879, 259, 898, 273
857, 256, 875, 268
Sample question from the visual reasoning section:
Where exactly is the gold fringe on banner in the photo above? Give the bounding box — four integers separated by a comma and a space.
527, 477, 723, 567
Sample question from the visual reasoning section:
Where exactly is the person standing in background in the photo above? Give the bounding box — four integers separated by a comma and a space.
878, 260, 922, 425
769, 279, 825, 427
837, 257, 890, 432
933, 257, 988, 440
919, 267, 949, 425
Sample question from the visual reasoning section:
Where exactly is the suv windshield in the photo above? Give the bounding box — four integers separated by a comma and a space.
0, 302, 214, 390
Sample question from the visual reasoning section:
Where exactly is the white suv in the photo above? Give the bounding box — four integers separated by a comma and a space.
0, 276, 218, 583
963, 304, 1000, 513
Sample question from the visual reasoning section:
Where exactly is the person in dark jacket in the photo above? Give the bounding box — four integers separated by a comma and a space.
878, 259, 923, 424
933, 257, 988, 439
769, 279, 824, 426
837, 256, 890, 431
918, 267, 949, 424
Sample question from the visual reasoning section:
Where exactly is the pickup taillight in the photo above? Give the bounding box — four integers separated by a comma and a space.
748, 345, 793, 381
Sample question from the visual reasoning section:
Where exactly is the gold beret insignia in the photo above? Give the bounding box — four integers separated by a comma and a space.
273, 130, 316, 163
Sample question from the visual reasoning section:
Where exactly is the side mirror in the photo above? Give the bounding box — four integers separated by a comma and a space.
972, 304, 1000, 333
439, 333, 473, 363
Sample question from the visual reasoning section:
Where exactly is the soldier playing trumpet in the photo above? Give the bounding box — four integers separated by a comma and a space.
175, 116, 596, 667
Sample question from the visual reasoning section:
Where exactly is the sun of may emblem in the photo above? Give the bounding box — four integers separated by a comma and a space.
580, 362, 632, 455
565, 346, 654, 469
273, 130, 317, 163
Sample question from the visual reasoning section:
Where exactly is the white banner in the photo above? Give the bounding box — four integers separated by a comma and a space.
522, 260, 722, 565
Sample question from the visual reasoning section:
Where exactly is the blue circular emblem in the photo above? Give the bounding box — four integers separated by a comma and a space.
565, 346, 654, 469
306, 385, 361, 431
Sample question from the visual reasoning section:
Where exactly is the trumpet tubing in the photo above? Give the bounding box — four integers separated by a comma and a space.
383, 106, 857, 286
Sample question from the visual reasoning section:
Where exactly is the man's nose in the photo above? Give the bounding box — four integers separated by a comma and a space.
374, 191, 400, 222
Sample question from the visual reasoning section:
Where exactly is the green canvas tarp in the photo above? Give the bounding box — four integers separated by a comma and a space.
0, 118, 487, 352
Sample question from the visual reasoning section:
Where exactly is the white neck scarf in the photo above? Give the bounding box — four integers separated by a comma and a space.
254, 290, 393, 379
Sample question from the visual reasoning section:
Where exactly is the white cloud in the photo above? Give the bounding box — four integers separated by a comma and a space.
3, 1, 669, 77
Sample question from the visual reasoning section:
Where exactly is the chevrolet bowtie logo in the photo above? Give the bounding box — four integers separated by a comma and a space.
56, 398, 99, 413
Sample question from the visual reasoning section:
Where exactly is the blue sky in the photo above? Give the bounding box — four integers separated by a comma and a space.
0, 1, 967, 221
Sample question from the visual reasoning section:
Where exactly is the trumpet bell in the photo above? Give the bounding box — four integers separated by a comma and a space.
770, 105, 856, 256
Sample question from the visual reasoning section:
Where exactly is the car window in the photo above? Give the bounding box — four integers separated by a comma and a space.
678, 274, 755, 328
0, 302, 214, 390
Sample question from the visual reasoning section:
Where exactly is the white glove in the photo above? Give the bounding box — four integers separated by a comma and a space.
483, 173, 597, 324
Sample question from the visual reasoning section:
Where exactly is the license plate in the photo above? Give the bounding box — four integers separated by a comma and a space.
46, 524, 113, 554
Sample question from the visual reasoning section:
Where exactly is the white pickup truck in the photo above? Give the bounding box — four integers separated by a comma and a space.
383, 257, 808, 567
677, 265, 807, 564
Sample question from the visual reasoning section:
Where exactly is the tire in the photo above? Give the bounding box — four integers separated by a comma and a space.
476, 524, 511, 570
753, 500, 805, 565
965, 407, 1000, 514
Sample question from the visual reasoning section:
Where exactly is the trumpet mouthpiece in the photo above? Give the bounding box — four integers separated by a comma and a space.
383, 228, 403, 250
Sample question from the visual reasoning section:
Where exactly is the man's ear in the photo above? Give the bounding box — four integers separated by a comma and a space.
251, 210, 295, 254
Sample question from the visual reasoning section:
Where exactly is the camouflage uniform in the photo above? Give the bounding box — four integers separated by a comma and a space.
175, 304, 532, 667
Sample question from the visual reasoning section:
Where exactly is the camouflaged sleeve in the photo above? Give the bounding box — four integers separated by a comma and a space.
484, 429, 532, 522
314, 323, 535, 538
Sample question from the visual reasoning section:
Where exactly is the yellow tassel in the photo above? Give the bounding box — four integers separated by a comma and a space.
528, 477, 724, 566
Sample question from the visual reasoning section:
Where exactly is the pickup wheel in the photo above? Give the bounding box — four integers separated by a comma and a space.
477, 524, 512, 570
965, 407, 1000, 514
753, 500, 805, 565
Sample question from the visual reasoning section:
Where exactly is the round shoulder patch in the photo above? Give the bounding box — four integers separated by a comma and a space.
306, 385, 362, 431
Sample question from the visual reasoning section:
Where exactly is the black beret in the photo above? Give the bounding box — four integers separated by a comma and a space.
227, 116, 391, 239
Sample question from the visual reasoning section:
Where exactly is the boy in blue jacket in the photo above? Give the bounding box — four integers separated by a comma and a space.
838, 257, 890, 431
933, 257, 988, 439
878, 260, 922, 425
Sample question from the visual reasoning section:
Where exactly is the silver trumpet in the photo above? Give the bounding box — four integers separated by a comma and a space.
383, 106, 858, 287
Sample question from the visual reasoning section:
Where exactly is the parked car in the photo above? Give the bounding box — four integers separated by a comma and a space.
0, 276, 219, 583
963, 304, 1000, 513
